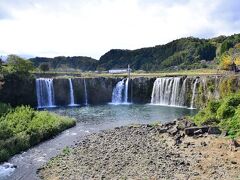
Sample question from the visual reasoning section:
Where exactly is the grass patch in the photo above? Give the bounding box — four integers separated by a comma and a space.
0, 105, 76, 162
62, 146, 71, 155
149, 121, 161, 127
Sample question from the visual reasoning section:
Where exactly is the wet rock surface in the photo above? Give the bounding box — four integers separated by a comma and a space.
38, 119, 240, 180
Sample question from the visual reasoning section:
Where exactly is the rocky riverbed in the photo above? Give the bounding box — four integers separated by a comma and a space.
38, 119, 240, 180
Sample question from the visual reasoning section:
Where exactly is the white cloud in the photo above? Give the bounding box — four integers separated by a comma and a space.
0, 0, 239, 59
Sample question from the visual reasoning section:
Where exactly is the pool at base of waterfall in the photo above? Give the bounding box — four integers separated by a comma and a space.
1, 104, 197, 180
51, 104, 197, 126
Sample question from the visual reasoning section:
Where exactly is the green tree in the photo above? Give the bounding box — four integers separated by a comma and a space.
6, 55, 34, 74
220, 40, 233, 55
39, 63, 50, 72
219, 52, 232, 70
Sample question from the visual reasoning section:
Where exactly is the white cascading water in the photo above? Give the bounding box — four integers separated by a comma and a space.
190, 78, 198, 109
151, 77, 183, 106
112, 79, 125, 104
83, 78, 88, 105
36, 78, 55, 108
68, 78, 78, 106
124, 78, 129, 103
111, 78, 129, 104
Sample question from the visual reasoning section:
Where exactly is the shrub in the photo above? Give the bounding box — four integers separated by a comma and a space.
193, 93, 240, 138
216, 105, 235, 119
220, 107, 240, 138
3, 106, 34, 134
0, 149, 10, 162
216, 94, 240, 119
0, 106, 76, 162
193, 100, 220, 126
225, 94, 240, 107
208, 101, 221, 113
0, 121, 13, 140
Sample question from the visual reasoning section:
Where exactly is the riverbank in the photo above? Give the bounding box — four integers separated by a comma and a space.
0, 106, 76, 163
38, 119, 240, 180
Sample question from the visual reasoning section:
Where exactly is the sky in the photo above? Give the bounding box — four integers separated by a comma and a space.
0, 0, 240, 60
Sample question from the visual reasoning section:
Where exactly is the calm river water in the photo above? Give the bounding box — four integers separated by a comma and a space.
0, 104, 197, 180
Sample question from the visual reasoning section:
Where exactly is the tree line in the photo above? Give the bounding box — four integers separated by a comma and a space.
1, 33, 240, 72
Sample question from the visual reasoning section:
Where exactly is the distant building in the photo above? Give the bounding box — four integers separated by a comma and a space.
200, 60, 207, 64
109, 68, 132, 74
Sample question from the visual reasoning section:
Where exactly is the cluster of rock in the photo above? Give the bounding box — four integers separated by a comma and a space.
38, 119, 240, 180
158, 118, 223, 145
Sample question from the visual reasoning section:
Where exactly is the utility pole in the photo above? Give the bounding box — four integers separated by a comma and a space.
128, 64, 130, 79
128, 64, 133, 103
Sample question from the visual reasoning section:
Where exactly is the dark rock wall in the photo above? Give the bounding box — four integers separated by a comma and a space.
53, 79, 70, 106
1, 75, 240, 108
131, 77, 156, 103
53, 77, 120, 106
85, 77, 120, 105
51, 77, 155, 106
0, 74, 37, 107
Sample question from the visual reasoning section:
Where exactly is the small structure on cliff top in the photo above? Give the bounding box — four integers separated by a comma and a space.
108, 65, 132, 75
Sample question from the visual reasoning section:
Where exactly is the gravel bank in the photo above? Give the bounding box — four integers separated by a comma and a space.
38, 120, 240, 180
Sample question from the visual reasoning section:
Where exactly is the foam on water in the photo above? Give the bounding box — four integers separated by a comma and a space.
0, 163, 16, 179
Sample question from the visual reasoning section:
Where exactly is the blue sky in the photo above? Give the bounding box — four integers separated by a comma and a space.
0, 0, 239, 59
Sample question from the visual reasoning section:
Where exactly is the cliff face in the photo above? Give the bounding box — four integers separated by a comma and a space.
0, 74, 37, 107
84, 78, 119, 105
52, 78, 120, 106
1, 75, 240, 108
131, 77, 155, 103
194, 75, 240, 108
53, 79, 70, 106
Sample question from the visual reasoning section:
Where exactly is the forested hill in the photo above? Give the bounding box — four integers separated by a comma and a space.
29, 33, 240, 71
98, 34, 240, 71
29, 56, 97, 71
98, 37, 217, 71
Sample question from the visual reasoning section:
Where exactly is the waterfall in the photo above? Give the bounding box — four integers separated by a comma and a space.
68, 79, 78, 106
111, 78, 130, 104
36, 78, 55, 108
83, 79, 88, 105
124, 78, 129, 103
151, 77, 183, 106
112, 79, 125, 104
190, 78, 198, 109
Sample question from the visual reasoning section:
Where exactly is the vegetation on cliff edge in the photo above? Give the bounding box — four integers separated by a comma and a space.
193, 93, 240, 138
